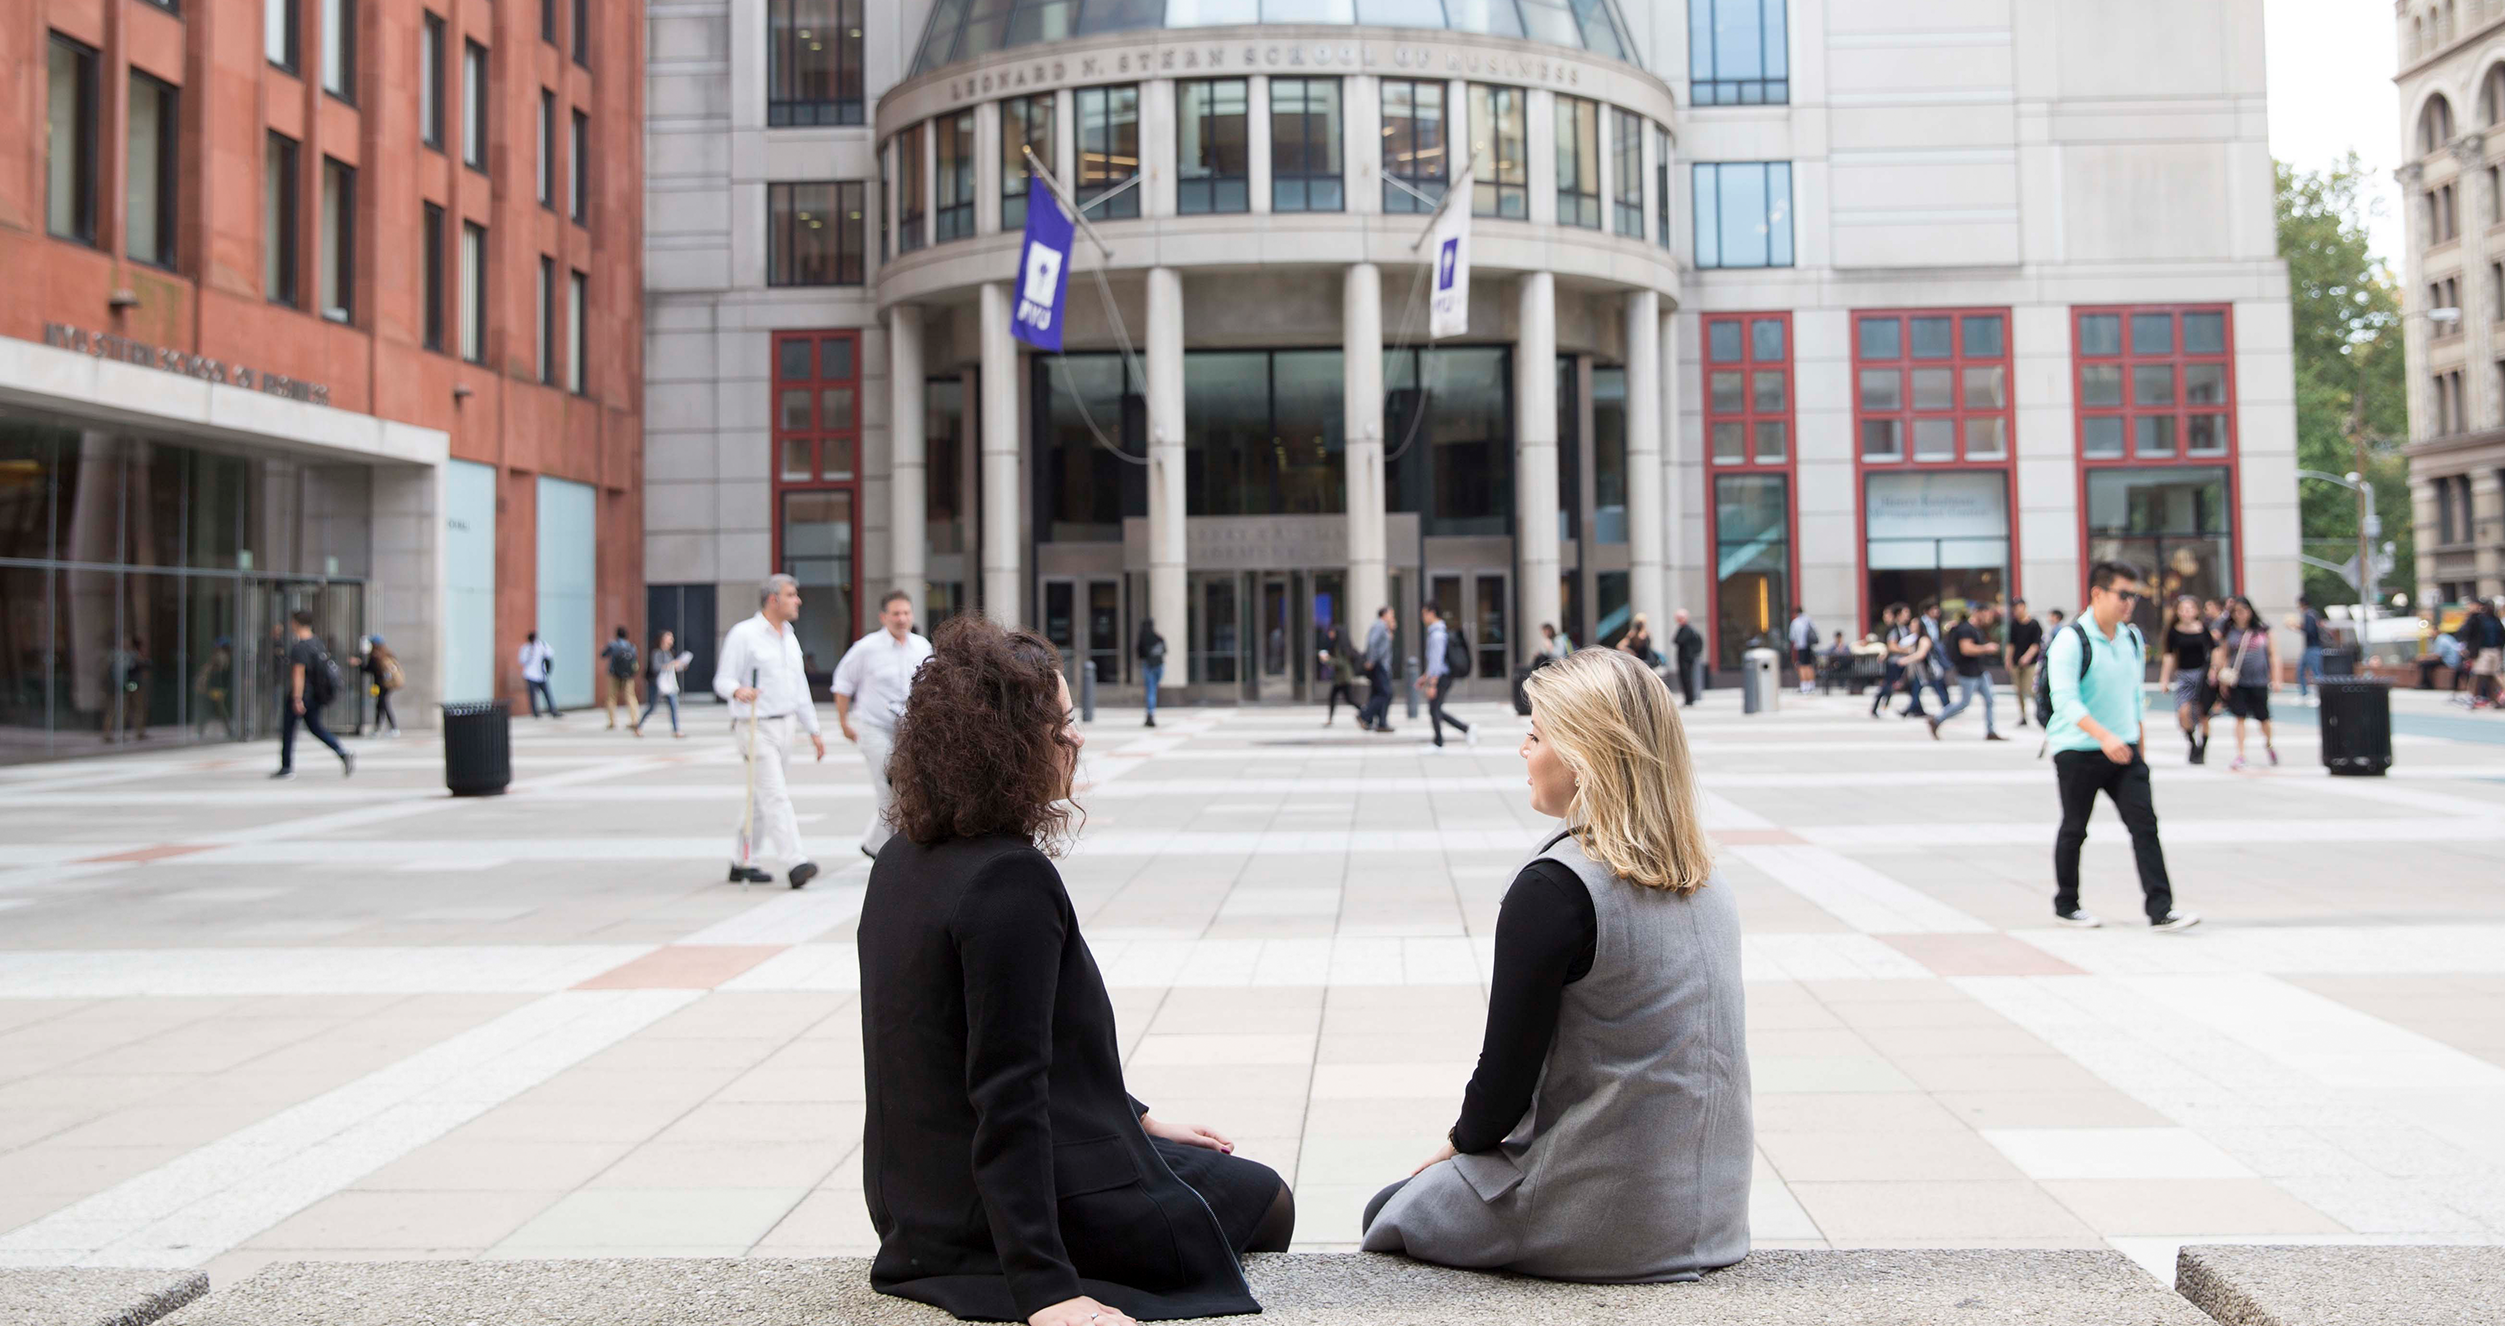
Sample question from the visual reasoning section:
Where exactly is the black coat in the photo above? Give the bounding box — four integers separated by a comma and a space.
857, 833, 1259, 1323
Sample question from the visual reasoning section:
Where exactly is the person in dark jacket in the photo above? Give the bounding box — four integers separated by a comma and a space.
1318, 622, 1362, 725
1135, 618, 1166, 728
859, 615, 1291, 1325
1670, 609, 1705, 706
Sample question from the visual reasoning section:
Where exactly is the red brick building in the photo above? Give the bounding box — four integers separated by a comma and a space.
0, 0, 644, 758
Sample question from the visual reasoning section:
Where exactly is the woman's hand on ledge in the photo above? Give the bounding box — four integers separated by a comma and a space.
1030, 1294, 1135, 1326
1141, 1114, 1234, 1154
1410, 1140, 1457, 1177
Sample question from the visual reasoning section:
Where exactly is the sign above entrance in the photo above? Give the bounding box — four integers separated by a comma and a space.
1120, 514, 1424, 573
42, 323, 332, 407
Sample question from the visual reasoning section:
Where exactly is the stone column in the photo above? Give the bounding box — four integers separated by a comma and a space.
1148, 266, 1189, 696
1344, 262, 1388, 626
888, 303, 927, 611
979, 282, 1023, 625
1624, 289, 1664, 630
1516, 272, 1562, 647
1662, 306, 1697, 616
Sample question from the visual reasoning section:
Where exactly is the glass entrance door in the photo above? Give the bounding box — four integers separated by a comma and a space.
1189, 573, 1241, 689
247, 579, 366, 737
1251, 573, 1301, 701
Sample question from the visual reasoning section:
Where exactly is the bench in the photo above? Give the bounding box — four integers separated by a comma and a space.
159, 1250, 2217, 1325
0, 1268, 206, 1326
2175, 1244, 2505, 1326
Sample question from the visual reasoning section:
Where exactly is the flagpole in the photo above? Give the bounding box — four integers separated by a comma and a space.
1021, 145, 1121, 262
1399, 165, 1476, 251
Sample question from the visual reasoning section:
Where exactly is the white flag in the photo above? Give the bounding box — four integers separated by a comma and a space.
1428, 199, 1470, 339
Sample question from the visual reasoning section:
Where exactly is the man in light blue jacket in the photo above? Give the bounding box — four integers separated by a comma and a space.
1422, 601, 1475, 750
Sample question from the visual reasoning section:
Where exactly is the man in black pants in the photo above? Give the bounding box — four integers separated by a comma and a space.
272, 610, 353, 780
2044, 562, 2194, 932
1671, 609, 1705, 706
1357, 605, 1397, 733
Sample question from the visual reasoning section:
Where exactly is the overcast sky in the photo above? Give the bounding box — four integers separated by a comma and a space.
2266, 0, 2405, 269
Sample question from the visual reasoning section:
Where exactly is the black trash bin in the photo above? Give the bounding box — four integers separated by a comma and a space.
2317, 646, 2359, 678
2317, 677, 2391, 777
441, 699, 513, 796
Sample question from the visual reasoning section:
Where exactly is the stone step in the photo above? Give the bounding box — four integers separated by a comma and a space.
2175, 1245, 2505, 1326
1, 1269, 207, 1326
165, 1249, 2215, 1325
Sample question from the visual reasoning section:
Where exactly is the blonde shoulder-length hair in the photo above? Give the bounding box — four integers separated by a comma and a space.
1521, 648, 1715, 895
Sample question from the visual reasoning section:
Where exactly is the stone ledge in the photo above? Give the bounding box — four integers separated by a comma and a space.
2175, 1245, 2505, 1326
0, 1268, 208, 1326
165, 1250, 2213, 1325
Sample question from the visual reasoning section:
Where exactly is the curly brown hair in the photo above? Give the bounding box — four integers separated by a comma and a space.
885, 614, 1081, 853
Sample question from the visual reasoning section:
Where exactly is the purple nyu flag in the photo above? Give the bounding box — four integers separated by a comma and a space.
1011, 181, 1074, 352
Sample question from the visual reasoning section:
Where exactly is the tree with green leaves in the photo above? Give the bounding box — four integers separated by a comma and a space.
2274, 155, 2413, 609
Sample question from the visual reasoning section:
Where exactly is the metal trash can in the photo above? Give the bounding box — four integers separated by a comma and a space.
2317, 677, 2391, 777
1742, 647, 1780, 715
2317, 647, 2359, 679
441, 699, 513, 796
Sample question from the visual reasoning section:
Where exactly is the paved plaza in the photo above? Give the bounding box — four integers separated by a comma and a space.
1, 687, 2502, 1295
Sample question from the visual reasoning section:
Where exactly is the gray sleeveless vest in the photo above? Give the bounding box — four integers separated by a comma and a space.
1361, 828, 1753, 1281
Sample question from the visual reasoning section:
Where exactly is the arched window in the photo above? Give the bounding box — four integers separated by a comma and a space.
2483, 64, 2505, 124
2422, 93, 2457, 156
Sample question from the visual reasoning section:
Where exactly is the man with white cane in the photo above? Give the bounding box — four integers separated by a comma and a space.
715, 574, 825, 889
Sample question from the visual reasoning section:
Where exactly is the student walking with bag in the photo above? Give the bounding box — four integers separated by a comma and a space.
601, 627, 642, 729
352, 637, 404, 738
1422, 600, 1476, 750
2213, 596, 2280, 770
2043, 562, 2196, 932
272, 611, 354, 780
632, 629, 694, 737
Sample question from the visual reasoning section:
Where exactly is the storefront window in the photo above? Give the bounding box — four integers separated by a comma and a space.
1386, 346, 1513, 536
1033, 353, 1145, 542
2085, 467, 2233, 640
1183, 350, 1345, 516
1592, 367, 1627, 544
1855, 308, 2011, 464
1713, 473, 1788, 669
1864, 471, 2010, 622
780, 489, 854, 692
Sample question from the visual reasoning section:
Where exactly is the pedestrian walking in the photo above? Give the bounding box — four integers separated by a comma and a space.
352, 636, 404, 737
1359, 605, 1398, 733
1422, 600, 1476, 750
601, 627, 642, 729
859, 615, 1290, 1325
2045, 561, 2195, 932
1897, 601, 1952, 718
2212, 596, 2279, 770
1786, 606, 1818, 695
2005, 599, 2043, 729
1360, 647, 1749, 1281
517, 631, 560, 718
2467, 599, 2505, 707
833, 590, 934, 862
1319, 621, 1362, 725
1671, 609, 1705, 706
1619, 614, 1660, 669
2296, 596, 2328, 702
2157, 596, 2217, 765
1135, 617, 1166, 727
714, 574, 826, 889
1927, 604, 2007, 741
1537, 622, 1573, 661
193, 637, 236, 739
632, 629, 693, 737
1868, 604, 1911, 718
271, 610, 353, 780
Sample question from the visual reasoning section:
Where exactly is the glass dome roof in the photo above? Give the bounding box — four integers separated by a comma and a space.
911, 0, 1641, 79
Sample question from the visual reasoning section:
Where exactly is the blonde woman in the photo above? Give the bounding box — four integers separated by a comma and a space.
1360, 648, 1751, 1281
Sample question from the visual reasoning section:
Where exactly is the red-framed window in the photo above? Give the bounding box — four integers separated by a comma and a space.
1700, 311, 1797, 668
1851, 308, 2019, 628
772, 330, 863, 692
2072, 304, 2240, 636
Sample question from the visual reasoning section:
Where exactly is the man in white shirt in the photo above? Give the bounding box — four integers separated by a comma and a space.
1787, 607, 1818, 695
516, 632, 560, 718
833, 589, 935, 860
714, 574, 827, 889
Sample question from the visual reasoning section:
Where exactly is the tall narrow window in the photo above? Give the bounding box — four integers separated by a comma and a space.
1076, 84, 1141, 220
1002, 94, 1053, 229
46, 35, 99, 247
1380, 79, 1446, 214
568, 270, 587, 394
128, 74, 178, 268
1468, 84, 1527, 220
935, 110, 975, 241
460, 221, 486, 363
570, 109, 588, 221
1611, 108, 1643, 237
265, 0, 300, 71
1690, 0, 1789, 105
319, 157, 354, 322
768, 181, 867, 286
1176, 79, 1249, 215
265, 132, 300, 306
769, 0, 863, 125
1271, 78, 1342, 213
537, 256, 556, 383
321, 0, 355, 99
572, 0, 589, 65
895, 124, 926, 251
421, 14, 446, 148
542, 0, 555, 43
1692, 161, 1792, 268
2074, 306, 2236, 462
538, 90, 556, 206
1652, 123, 1672, 248
463, 41, 489, 170
1555, 95, 1600, 228
422, 202, 447, 352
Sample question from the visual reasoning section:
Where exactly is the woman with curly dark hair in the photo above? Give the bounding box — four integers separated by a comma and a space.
857, 615, 1290, 1326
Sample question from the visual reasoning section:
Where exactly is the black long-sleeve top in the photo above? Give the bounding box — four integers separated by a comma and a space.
1452, 858, 1598, 1155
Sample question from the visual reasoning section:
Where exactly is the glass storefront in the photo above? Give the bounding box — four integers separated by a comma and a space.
1033, 353, 1145, 543
1864, 470, 2010, 621
781, 489, 854, 692
1184, 350, 1345, 516
0, 409, 369, 762
2086, 466, 2233, 639
1713, 472, 1788, 668
1386, 345, 1513, 537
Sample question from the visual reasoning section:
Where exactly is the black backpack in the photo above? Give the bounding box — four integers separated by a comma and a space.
302, 642, 343, 708
1445, 627, 1473, 679
607, 640, 638, 679
2034, 621, 2140, 730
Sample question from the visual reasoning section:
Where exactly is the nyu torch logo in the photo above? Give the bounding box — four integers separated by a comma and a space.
1016, 240, 1064, 334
